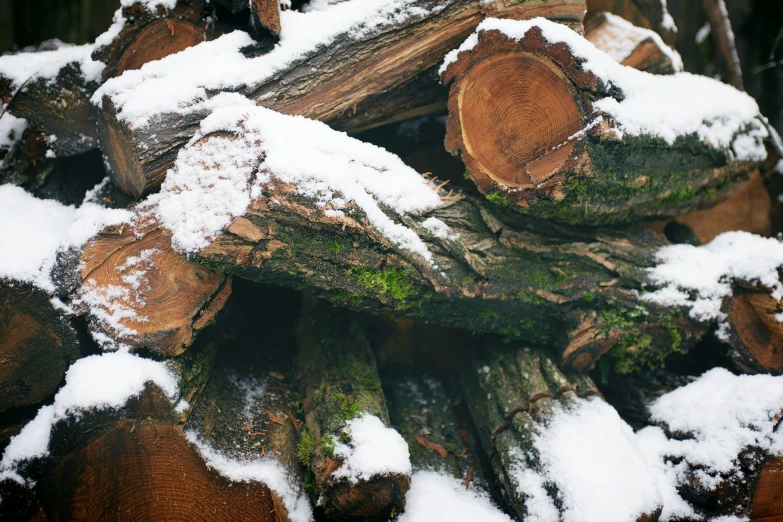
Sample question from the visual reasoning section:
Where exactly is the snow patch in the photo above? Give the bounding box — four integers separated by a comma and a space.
0, 352, 177, 484
186, 432, 313, 522
398, 470, 512, 522
0, 109, 27, 150
146, 101, 442, 263
0, 39, 103, 88
642, 231, 783, 333
0, 185, 132, 292
441, 18, 766, 162
421, 217, 457, 240
332, 414, 411, 483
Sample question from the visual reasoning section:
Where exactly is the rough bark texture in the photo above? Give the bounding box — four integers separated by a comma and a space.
0, 284, 80, 414
189, 162, 704, 374
251, 0, 282, 36
441, 26, 762, 225
586, 11, 679, 74
296, 299, 409, 521
78, 219, 232, 355
97, 0, 586, 198
460, 343, 661, 521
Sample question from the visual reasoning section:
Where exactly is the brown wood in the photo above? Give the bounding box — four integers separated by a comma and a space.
442, 24, 762, 224
586, 11, 680, 74
0, 284, 80, 413
251, 0, 281, 36
96, 0, 586, 198
725, 287, 783, 375
79, 223, 232, 355
751, 457, 783, 521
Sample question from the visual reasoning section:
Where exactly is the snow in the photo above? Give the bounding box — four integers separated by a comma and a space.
145, 99, 442, 263
587, 13, 683, 72
441, 18, 767, 162
0, 109, 27, 150
93, 0, 433, 128
515, 398, 662, 522
0, 39, 104, 88
0, 184, 132, 292
185, 432, 313, 522
421, 217, 457, 240
398, 470, 513, 522
659, 0, 677, 33
331, 414, 411, 483
635, 368, 783, 520
642, 231, 783, 332
696, 22, 711, 44
0, 352, 177, 484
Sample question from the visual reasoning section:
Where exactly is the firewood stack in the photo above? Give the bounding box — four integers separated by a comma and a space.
1, 0, 782, 520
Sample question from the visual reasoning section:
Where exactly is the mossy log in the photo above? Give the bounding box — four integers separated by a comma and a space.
77, 219, 232, 354
384, 371, 487, 488
459, 343, 661, 521
0, 284, 80, 414
296, 299, 409, 521
96, 0, 586, 198
440, 24, 763, 225
585, 11, 679, 74
190, 164, 705, 373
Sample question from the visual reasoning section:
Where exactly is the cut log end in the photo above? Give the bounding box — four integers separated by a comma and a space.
324, 475, 410, 521
726, 289, 783, 375
750, 457, 783, 520
44, 421, 289, 522
456, 51, 584, 189
114, 19, 206, 78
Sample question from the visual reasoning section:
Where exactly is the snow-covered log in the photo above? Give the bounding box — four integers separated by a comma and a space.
0, 284, 80, 414
92, 0, 586, 198
296, 299, 411, 521
441, 18, 768, 225
585, 12, 682, 74
461, 343, 663, 522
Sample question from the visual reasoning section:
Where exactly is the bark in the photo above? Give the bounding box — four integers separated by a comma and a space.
586, 0, 676, 45
700, 0, 743, 90
96, 0, 586, 198
0, 52, 99, 157
384, 371, 488, 488
585, 11, 680, 74
0, 284, 80, 414
186, 149, 705, 373
77, 218, 232, 355
251, 0, 282, 37
459, 342, 661, 521
441, 25, 763, 225
296, 299, 409, 521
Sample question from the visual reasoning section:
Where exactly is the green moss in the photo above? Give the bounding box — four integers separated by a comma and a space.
327, 239, 345, 254
583, 292, 595, 302
333, 392, 363, 421
485, 191, 508, 206
298, 427, 316, 467
320, 434, 336, 456
351, 266, 415, 305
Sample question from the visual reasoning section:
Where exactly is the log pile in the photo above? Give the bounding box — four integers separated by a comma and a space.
1, 0, 783, 520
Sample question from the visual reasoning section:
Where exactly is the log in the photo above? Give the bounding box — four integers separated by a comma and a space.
724, 284, 783, 375
460, 343, 661, 521
701, 0, 743, 90
296, 299, 410, 521
163, 117, 707, 375
585, 11, 681, 74
384, 371, 487, 488
0, 284, 80, 414
77, 219, 232, 354
586, 0, 677, 46
251, 0, 282, 37
441, 19, 767, 225
94, 0, 586, 198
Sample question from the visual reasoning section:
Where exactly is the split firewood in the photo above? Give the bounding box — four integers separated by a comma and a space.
296, 299, 411, 521
724, 285, 783, 375
585, 12, 682, 74
461, 343, 662, 521
0, 345, 220, 521
441, 18, 768, 225
93, 0, 587, 198
0, 284, 80, 414
586, 0, 677, 46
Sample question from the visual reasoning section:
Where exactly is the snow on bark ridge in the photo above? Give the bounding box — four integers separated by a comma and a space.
642, 231, 783, 338
0, 352, 178, 485
0, 39, 104, 88
145, 96, 443, 263
92, 0, 435, 128
440, 17, 767, 162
